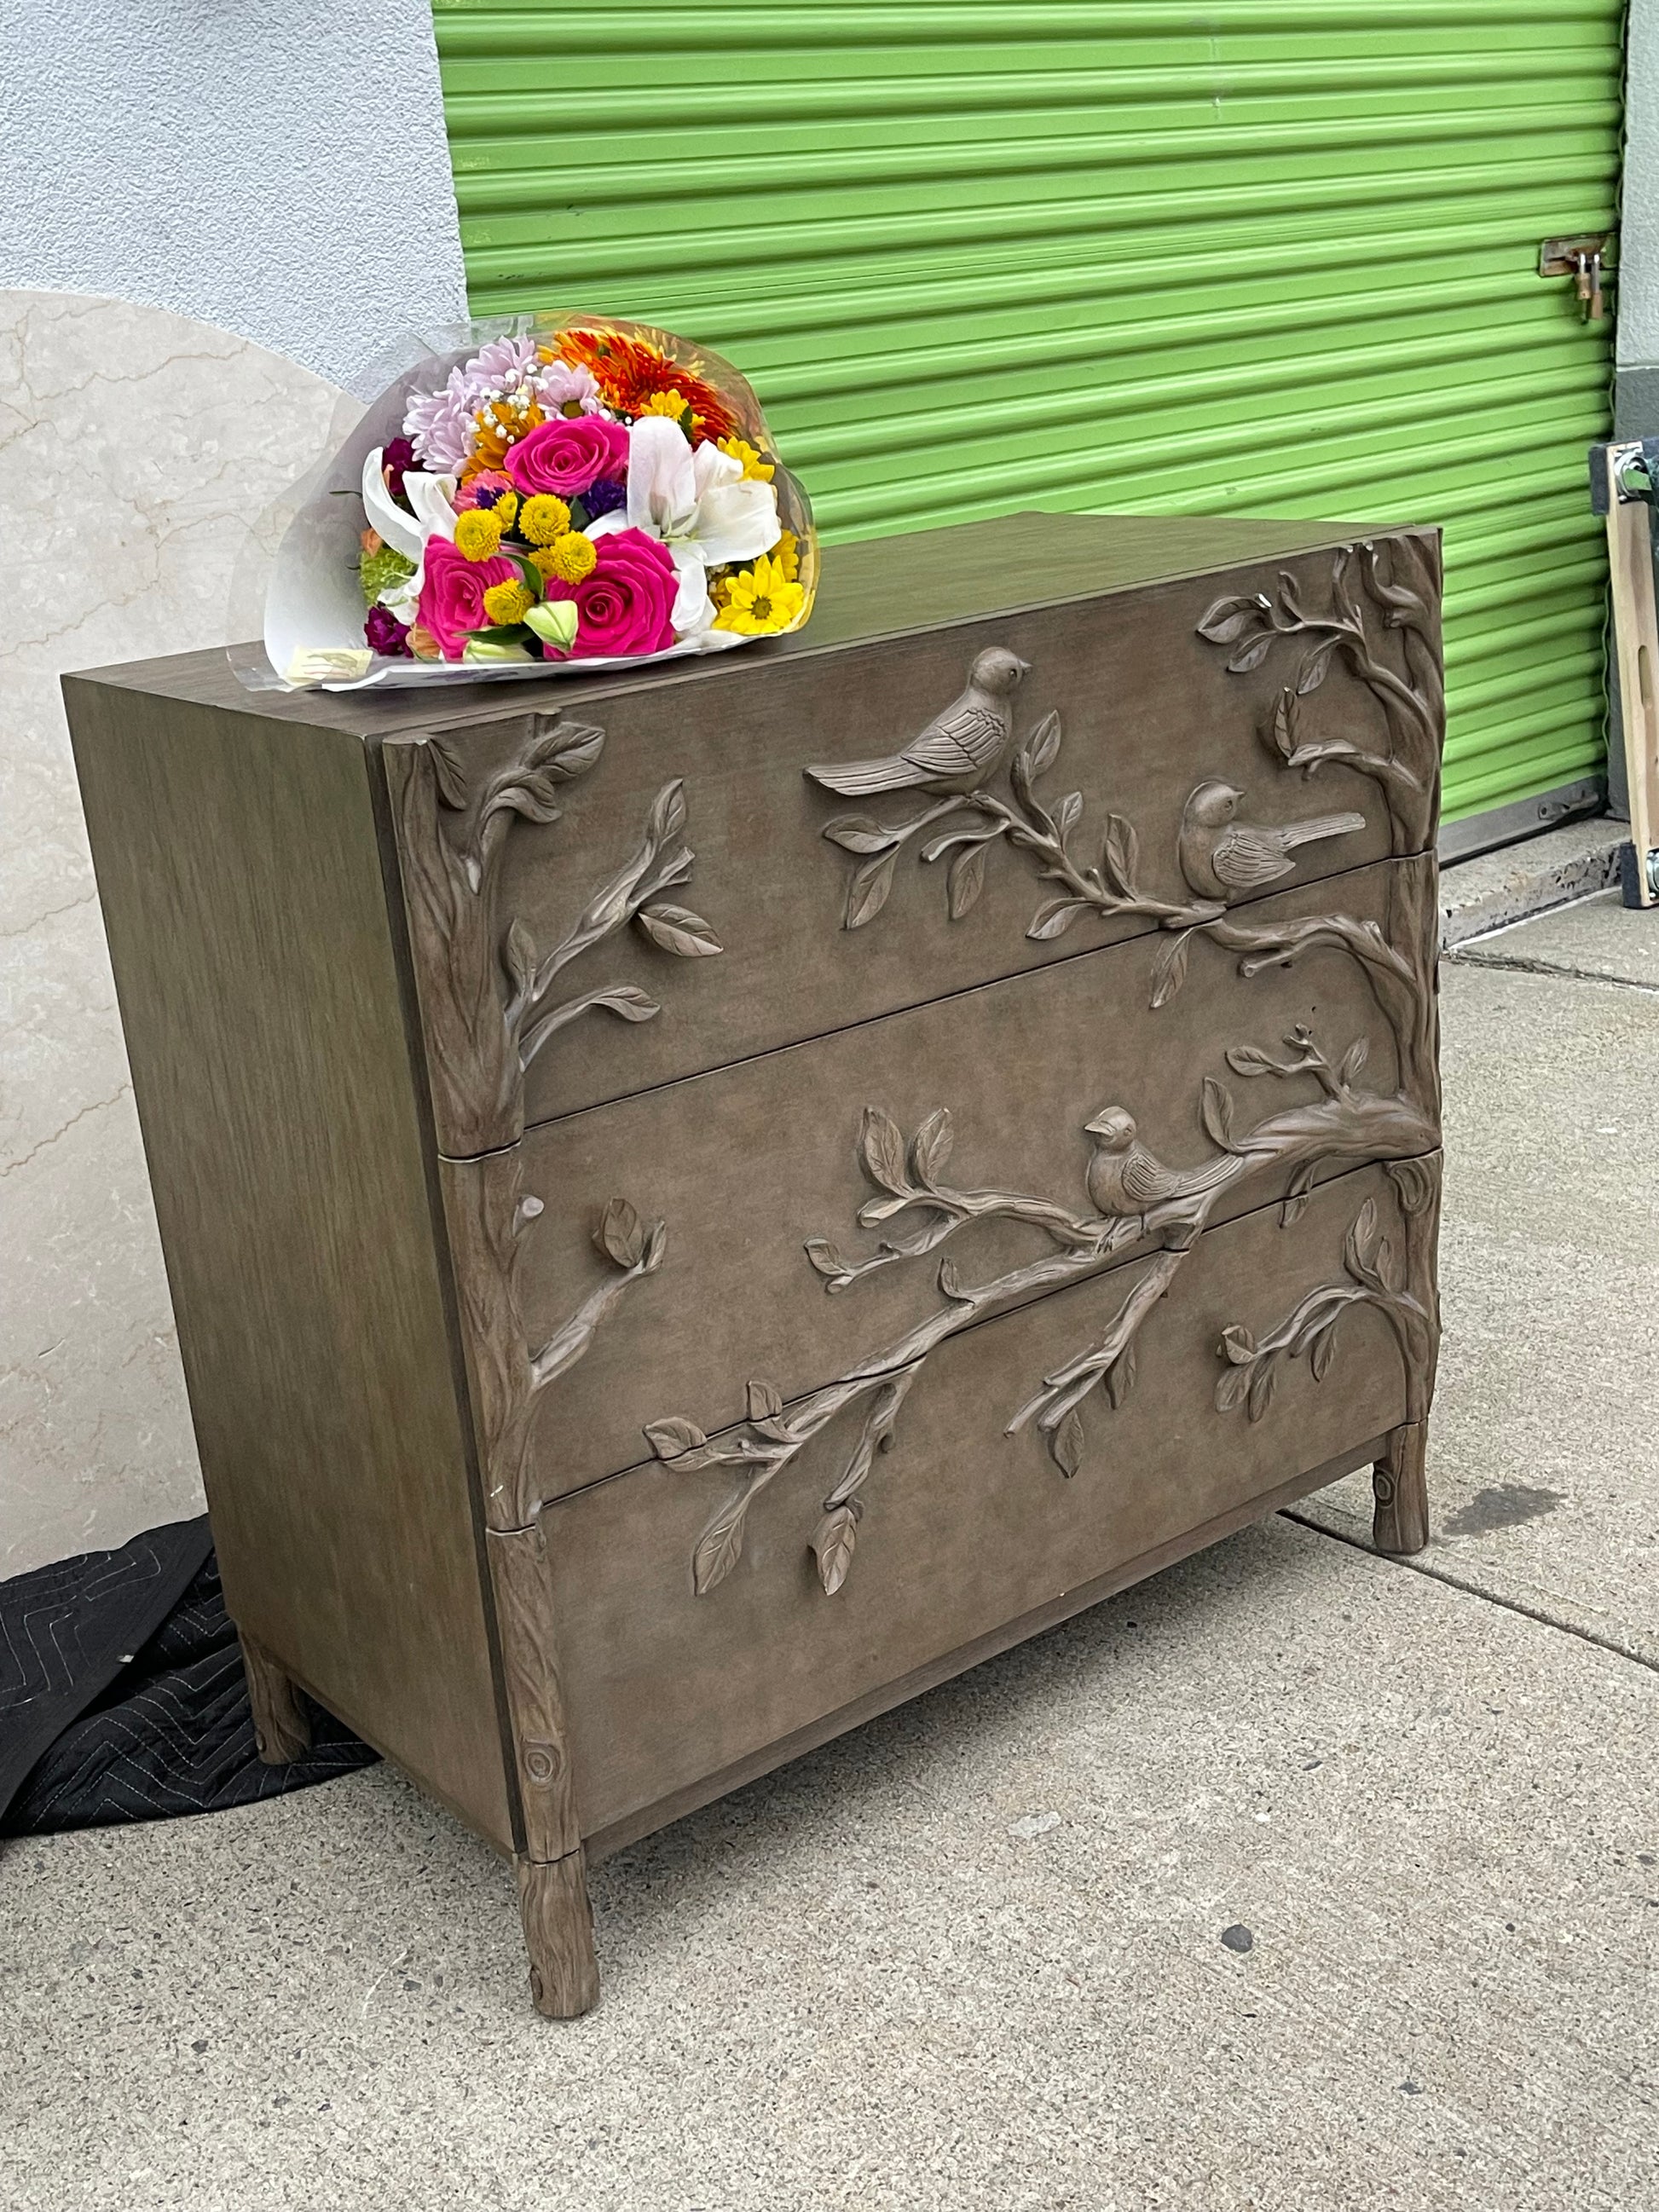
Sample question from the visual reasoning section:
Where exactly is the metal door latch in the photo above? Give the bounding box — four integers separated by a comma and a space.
1541, 233, 1614, 320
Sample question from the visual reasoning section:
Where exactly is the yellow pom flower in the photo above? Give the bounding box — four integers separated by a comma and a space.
712, 553, 805, 637
482, 579, 535, 627
455, 508, 504, 562
773, 528, 800, 582
492, 489, 519, 529
544, 530, 598, 584
519, 494, 571, 546
639, 389, 691, 423
717, 435, 775, 482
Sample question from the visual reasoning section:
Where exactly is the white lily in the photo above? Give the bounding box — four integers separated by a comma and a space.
587, 415, 779, 635
360, 448, 460, 624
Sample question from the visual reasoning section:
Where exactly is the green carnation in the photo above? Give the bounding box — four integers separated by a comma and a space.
359, 544, 416, 607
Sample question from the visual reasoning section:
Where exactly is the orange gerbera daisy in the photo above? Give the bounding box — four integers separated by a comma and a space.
551, 326, 741, 445
465, 393, 545, 478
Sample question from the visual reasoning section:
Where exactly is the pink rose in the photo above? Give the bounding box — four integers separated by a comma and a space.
506, 414, 631, 498
416, 534, 517, 661
543, 528, 679, 658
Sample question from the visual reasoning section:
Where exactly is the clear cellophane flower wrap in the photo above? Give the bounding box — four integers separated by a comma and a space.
259, 315, 818, 690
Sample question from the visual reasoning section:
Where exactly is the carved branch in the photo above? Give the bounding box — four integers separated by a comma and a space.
649, 1050, 1437, 1591
1213, 1187, 1435, 1425
1198, 540, 1442, 855
391, 723, 721, 1152
818, 707, 1223, 942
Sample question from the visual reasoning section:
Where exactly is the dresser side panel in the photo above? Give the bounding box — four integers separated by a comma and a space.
65, 676, 513, 1847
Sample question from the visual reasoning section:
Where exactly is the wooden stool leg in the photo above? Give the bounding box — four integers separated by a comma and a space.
239, 1632, 312, 1764
1372, 1421, 1431, 1556
517, 1850, 600, 2019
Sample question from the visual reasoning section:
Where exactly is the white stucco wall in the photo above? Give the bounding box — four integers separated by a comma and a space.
0, 0, 468, 395
1621, 0, 1659, 370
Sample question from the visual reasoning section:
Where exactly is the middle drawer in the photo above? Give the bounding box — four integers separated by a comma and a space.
443, 853, 1437, 1520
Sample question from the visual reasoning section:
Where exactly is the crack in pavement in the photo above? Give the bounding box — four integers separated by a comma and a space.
1445, 946, 1659, 995
1284, 1508, 1659, 1678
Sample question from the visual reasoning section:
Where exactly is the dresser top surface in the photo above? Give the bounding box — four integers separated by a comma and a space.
66, 508, 1425, 739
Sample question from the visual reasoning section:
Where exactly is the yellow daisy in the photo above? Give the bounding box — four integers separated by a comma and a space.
712, 553, 805, 636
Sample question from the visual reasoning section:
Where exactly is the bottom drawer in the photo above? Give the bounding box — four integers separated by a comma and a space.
546, 1152, 1440, 1845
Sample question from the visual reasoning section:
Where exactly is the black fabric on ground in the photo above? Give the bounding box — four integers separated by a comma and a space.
0, 1519, 377, 1834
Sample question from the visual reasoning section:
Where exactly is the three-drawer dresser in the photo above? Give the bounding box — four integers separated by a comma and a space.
66, 511, 1443, 2018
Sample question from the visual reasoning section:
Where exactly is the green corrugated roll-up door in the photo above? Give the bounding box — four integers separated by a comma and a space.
434, 1, 1623, 830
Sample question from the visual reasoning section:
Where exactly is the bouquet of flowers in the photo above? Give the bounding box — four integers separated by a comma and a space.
263, 317, 816, 690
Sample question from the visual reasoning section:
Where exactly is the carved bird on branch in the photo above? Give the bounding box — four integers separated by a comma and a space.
806, 648, 1029, 795
1177, 780, 1366, 902
1084, 1106, 1237, 1230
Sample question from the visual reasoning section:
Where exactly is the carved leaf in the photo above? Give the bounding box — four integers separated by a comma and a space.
803, 1237, 853, 1284
1197, 595, 1258, 644
1280, 1161, 1320, 1227
1218, 1325, 1256, 1366
1028, 898, 1090, 941
845, 849, 899, 929
1338, 1037, 1370, 1088
1225, 632, 1275, 675
910, 1106, 955, 1187
1297, 638, 1341, 696
858, 1193, 913, 1225
1225, 1045, 1277, 1077
1102, 812, 1139, 893
493, 770, 566, 825
427, 739, 470, 811
503, 917, 538, 996
747, 1378, 784, 1422
1150, 928, 1194, 1010
535, 718, 606, 781
860, 1106, 909, 1195
1049, 1406, 1085, 1479
822, 815, 898, 856
693, 1490, 751, 1596
635, 902, 723, 958
1269, 690, 1299, 763
597, 1196, 646, 1270
948, 841, 986, 919
811, 1505, 859, 1597
1026, 710, 1063, 776
648, 780, 689, 846
938, 1256, 974, 1304
1200, 1077, 1237, 1152
645, 1417, 709, 1461
643, 1218, 668, 1272
1246, 1361, 1278, 1424
585, 985, 660, 1023
1344, 1198, 1387, 1293
1105, 1340, 1136, 1411
1215, 1362, 1251, 1415
1309, 1320, 1339, 1383
1055, 791, 1084, 840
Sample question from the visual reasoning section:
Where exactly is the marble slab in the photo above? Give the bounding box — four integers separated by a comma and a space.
1, 288, 357, 1573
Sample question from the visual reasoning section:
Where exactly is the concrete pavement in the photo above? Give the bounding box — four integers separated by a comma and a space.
4, 885, 1658, 2212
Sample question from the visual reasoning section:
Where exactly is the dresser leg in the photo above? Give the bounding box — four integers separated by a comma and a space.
517, 1850, 600, 2018
1372, 1421, 1431, 1556
239, 1632, 312, 1764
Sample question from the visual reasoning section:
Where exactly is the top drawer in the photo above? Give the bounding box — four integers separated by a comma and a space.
385, 530, 1441, 1158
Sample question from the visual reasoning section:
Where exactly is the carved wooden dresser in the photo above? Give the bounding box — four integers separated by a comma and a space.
66, 511, 1443, 2019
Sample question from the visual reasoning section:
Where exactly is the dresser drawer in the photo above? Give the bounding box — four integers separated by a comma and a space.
538, 1155, 1438, 1845
387, 531, 1440, 1155
442, 852, 1437, 1522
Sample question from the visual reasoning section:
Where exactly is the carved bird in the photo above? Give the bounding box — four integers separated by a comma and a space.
806, 648, 1029, 795
1084, 1106, 1237, 1223
1177, 780, 1366, 902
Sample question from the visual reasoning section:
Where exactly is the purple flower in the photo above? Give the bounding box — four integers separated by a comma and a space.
382, 436, 415, 499
581, 477, 627, 521
365, 604, 412, 658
